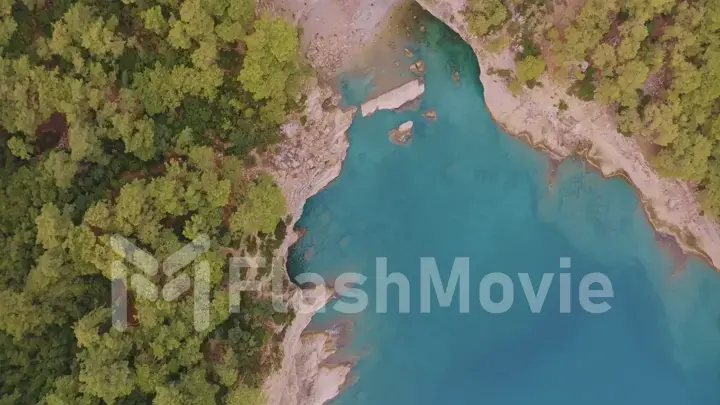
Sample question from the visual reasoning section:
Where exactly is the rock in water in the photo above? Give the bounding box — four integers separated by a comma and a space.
404, 48, 413, 58
410, 60, 426, 75
389, 121, 414, 145
398, 121, 413, 132
360, 79, 425, 117
423, 109, 437, 121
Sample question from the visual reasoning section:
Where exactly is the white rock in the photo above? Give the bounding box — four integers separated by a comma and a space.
360, 79, 425, 117
398, 120, 414, 132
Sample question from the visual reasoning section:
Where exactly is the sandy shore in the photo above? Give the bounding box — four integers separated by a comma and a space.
416, 0, 720, 270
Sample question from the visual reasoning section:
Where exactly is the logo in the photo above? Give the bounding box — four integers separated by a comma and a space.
110, 234, 211, 331
108, 235, 614, 334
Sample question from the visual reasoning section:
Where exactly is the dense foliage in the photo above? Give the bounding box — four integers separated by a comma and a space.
467, 0, 720, 217
0, 0, 301, 403
465, 0, 509, 36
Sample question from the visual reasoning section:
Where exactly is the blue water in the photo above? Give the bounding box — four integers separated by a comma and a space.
289, 13, 720, 405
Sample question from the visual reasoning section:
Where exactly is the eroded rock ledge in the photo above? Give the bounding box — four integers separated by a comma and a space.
263, 77, 424, 405
262, 82, 353, 405
416, 0, 720, 269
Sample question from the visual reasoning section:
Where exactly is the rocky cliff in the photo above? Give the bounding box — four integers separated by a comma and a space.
260, 83, 354, 405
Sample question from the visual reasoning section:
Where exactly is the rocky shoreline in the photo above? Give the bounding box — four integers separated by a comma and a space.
262, 78, 424, 404
261, 81, 353, 405
416, 0, 720, 270
260, 1, 417, 402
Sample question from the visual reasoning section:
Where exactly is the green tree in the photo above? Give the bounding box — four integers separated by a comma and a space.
617, 22, 648, 61
143, 6, 168, 35
225, 385, 265, 405
35, 203, 71, 250
591, 43, 617, 75
7, 137, 32, 159
516, 55, 547, 84
238, 16, 301, 102
465, 0, 508, 36
561, 0, 619, 61
0, 15, 16, 47
44, 151, 79, 189
230, 174, 285, 235
654, 133, 713, 181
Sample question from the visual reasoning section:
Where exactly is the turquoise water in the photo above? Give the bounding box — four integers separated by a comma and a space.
289, 13, 720, 405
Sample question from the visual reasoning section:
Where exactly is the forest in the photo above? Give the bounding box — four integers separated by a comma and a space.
466, 0, 720, 216
0, 0, 302, 403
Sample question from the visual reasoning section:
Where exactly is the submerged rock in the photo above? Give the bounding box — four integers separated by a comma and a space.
453, 71, 460, 86
409, 59, 426, 75
404, 48, 414, 58
423, 109, 437, 121
389, 121, 414, 145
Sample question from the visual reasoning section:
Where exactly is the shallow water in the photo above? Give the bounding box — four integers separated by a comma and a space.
289, 12, 720, 405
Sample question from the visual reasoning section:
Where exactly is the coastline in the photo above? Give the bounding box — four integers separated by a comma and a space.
415, 0, 720, 271
262, 76, 425, 404
261, 80, 354, 405
261, 2, 424, 403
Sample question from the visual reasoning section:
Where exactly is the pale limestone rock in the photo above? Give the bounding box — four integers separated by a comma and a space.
262, 286, 350, 405
262, 82, 354, 405
389, 120, 414, 145
360, 79, 425, 117
270, 84, 354, 226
